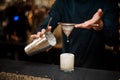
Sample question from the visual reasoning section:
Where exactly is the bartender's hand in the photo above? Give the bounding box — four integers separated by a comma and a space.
28, 26, 52, 43
75, 9, 103, 31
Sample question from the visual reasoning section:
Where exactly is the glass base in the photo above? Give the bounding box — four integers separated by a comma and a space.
60, 69, 74, 72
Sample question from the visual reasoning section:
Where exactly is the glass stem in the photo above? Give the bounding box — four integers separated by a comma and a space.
67, 37, 69, 42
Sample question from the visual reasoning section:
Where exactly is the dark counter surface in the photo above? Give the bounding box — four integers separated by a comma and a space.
0, 59, 120, 80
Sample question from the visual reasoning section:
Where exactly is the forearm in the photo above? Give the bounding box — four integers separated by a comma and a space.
37, 15, 51, 32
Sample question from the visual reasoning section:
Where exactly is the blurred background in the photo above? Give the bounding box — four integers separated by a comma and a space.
0, 0, 119, 71
0, 0, 62, 64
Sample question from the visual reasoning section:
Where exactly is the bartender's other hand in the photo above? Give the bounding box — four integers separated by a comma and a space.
29, 26, 52, 43
75, 9, 103, 30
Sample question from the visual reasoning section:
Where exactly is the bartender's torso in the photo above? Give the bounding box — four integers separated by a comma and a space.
55, 0, 105, 68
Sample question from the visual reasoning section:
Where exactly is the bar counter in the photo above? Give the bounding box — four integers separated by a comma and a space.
0, 59, 120, 80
